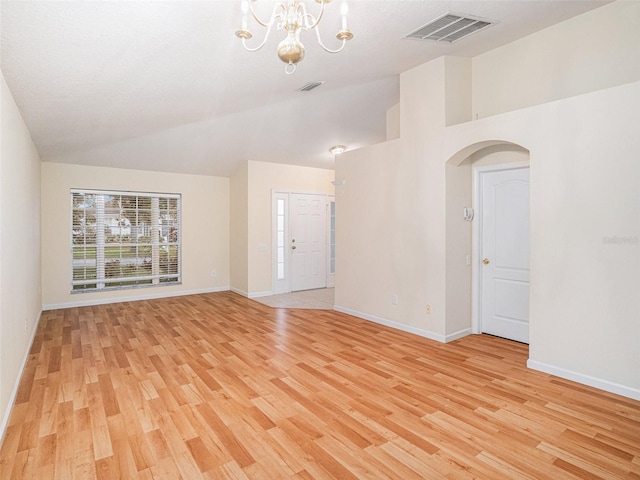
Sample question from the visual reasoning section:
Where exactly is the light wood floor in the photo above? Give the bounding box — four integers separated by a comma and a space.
1, 292, 638, 479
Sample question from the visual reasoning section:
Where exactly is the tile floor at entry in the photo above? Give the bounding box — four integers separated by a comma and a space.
253, 288, 334, 309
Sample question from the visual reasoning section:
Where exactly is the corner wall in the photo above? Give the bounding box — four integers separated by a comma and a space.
40, 163, 230, 308
0, 72, 42, 438
229, 161, 334, 297
335, 1, 640, 399
230, 162, 249, 295
247, 161, 334, 296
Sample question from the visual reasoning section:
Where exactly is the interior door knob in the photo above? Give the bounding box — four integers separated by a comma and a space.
292, 245, 296, 250
483, 258, 490, 265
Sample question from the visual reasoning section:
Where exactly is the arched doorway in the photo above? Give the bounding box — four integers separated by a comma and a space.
445, 141, 531, 343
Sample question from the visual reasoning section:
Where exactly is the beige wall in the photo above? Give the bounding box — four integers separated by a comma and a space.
454, 82, 639, 395
247, 161, 334, 295
444, 160, 471, 336
41, 163, 229, 308
229, 162, 249, 294
0, 73, 42, 434
336, 2, 640, 398
335, 139, 405, 322
386, 103, 400, 140
472, 1, 640, 118
444, 56, 472, 126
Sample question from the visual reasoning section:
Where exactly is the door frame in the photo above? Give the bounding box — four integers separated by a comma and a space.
471, 162, 530, 335
271, 190, 332, 295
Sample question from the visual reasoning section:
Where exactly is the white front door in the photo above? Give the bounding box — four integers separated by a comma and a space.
480, 167, 530, 343
291, 193, 327, 291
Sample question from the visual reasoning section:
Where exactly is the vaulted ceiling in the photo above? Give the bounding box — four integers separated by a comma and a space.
1, 0, 609, 176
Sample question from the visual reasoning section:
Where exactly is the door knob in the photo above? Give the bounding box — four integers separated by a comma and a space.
483, 258, 490, 265
292, 245, 296, 250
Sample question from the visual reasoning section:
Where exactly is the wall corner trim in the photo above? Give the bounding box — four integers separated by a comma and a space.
248, 291, 274, 299
527, 359, 640, 401
334, 305, 471, 344
444, 328, 473, 343
230, 288, 248, 297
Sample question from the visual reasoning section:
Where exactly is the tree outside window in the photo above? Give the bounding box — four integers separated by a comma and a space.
71, 189, 181, 292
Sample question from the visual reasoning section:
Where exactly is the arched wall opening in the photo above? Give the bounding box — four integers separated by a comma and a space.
444, 140, 530, 340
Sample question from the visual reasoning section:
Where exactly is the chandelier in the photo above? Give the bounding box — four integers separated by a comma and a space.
235, 0, 353, 74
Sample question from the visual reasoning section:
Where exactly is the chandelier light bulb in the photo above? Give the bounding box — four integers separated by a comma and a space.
340, 1, 348, 30
240, 0, 249, 30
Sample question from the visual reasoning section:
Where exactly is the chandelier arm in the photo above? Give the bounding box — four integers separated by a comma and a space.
300, 1, 326, 30
241, 19, 277, 52
248, 1, 278, 27
314, 27, 347, 54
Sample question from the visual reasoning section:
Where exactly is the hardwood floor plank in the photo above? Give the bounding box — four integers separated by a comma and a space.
0, 425, 20, 478
1, 291, 638, 479
196, 402, 255, 468
185, 436, 218, 473
362, 444, 431, 480
128, 431, 156, 472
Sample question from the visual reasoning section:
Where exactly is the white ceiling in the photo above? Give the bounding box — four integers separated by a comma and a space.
1, 0, 609, 176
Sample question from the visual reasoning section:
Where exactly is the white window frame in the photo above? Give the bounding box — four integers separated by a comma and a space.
70, 189, 181, 293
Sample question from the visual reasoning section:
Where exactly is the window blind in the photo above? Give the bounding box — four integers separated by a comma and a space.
70, 189, 181, 292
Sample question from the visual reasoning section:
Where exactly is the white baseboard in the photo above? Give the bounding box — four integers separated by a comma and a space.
333, 306, 639, 400
230, 287, 274, 298
42, 286, 230, 311
0, 310, 41, 446
230, 289, 274, 299
333, 305, 470, 344
248, 291, 273, 299
527, 359, 640, 401
445, 328, 473, 343
230, 288, 248, 297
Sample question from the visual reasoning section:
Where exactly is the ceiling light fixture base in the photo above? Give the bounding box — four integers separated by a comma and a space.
329, 145, 346, 156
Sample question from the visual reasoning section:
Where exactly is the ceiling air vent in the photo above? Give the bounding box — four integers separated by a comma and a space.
404, 13, 494, 43
298, 81, 325, 92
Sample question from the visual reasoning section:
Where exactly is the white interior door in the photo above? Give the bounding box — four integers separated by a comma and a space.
291, 193, 327, 291
480, 167, 530, 343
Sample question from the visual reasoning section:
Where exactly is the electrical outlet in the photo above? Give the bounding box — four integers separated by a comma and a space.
24, 317, 28, 331
425, 304, 432, 315
211, 270, 217, 278
391, 294, 398, 305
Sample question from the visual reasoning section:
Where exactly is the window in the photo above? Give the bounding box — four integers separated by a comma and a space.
276, 198, 286, 280
329, 200, 336, 274
71, 189, 181, 292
